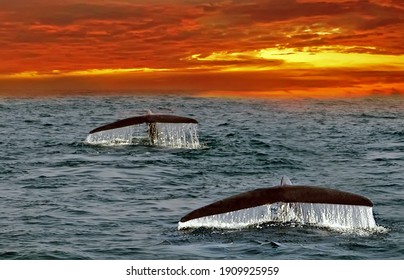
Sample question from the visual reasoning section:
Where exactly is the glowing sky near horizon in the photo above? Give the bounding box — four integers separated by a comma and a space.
0, 0, 403, 97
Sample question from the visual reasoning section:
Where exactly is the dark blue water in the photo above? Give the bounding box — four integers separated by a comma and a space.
1, 94, 403, 259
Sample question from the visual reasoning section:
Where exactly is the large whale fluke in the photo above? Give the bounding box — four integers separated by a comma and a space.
180, 185, 373, 223
89, 112, 198, 134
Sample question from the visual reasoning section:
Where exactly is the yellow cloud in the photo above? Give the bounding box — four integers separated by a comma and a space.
187, 46, 404, 71
258, 46, 404, 69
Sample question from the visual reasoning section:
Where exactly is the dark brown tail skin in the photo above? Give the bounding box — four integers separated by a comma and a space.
180, 185, 373, 223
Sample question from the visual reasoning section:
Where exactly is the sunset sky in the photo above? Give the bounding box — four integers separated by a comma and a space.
0, 0, 403, 97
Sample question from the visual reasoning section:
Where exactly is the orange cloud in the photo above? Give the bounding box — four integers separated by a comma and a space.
0, 0, 403, 98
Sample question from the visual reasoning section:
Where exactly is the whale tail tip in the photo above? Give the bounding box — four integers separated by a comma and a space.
280, 176, 293, 186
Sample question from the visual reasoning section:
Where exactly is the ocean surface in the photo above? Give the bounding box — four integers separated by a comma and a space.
0, 94, 403, 260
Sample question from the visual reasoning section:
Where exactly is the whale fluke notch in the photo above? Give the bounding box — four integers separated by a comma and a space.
180, 185, 373, 223
89, 113, 198, 134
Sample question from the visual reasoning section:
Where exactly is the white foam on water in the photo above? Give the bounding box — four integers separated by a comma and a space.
178, 202, 384, 233
84, 123, 200, 148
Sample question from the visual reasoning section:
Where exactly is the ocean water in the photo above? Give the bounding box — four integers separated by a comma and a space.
0, 94, 403, 259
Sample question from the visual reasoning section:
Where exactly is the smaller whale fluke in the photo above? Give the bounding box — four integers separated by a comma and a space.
178, 181, 376, 230
89, 113, 198, 134
86, 111, 200, 148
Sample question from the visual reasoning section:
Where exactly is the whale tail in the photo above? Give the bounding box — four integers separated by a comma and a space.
86, 111, 199, 147
178, 181, 376, 230
88, 111, 198, 135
